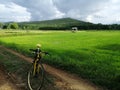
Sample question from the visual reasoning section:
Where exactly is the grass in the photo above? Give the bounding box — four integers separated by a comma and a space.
0, 29, 54, 37
0, 30, 120, 90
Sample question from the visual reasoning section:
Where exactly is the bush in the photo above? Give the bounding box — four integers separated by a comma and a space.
7, 22, 19, 29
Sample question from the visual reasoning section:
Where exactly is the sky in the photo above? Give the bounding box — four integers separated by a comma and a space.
0, 0, 120, 24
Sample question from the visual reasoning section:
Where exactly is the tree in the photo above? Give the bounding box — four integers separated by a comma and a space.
0, 22, 3, 29
8, 22, 19, 29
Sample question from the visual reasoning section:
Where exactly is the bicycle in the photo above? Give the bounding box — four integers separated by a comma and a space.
28, 49, 48, 90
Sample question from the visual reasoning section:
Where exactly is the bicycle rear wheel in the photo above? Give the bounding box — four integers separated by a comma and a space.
28, 63, 44, 90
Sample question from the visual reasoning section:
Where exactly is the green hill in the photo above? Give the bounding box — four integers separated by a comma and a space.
2, 18, 120, 30
20, 18, 91, 24
19, 18, 93, 30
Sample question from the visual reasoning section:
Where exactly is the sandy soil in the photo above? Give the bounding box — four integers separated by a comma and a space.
0, 66, 19, 90
0, 45, 102, 90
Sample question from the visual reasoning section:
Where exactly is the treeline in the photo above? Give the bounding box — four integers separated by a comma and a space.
1, 18, 120, 30
76, 24, 120, 30
18, 23, 120, 30
0, 22, 19, 29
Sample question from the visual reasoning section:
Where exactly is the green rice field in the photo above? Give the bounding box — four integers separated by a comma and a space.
0, 30, 120, 90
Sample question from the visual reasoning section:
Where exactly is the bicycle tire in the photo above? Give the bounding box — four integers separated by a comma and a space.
28, 63, 44, 90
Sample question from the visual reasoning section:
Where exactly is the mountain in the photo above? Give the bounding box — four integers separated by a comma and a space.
20, 18, 92, 25
19, 18, 93, 30
2, 18, 120, 30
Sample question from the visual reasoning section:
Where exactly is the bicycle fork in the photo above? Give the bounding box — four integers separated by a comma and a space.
33, 59, 41, 76
33, 60, 37, 76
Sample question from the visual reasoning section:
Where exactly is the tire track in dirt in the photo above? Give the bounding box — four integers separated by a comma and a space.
0, 65, 20, 90
0, 45, 102, 90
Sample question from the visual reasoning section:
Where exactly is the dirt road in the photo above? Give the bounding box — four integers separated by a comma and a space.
0, 66, 19, 90
0, 45, 102, 90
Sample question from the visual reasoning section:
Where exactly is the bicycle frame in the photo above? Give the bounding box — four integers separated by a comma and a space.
28, 53, 44, 90
33, 54, 41, 76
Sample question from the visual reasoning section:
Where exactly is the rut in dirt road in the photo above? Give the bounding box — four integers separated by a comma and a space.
0, 66, 19, 90
0, 45, 102, 90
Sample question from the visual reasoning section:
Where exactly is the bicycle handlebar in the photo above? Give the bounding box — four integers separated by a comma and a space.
29, 49, 50, 56
29, 49, 35, 51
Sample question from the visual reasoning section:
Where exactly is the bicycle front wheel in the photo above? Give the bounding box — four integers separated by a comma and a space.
28, 64, 44, 90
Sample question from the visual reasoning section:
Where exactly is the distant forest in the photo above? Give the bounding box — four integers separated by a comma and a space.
1, 18, 120, 30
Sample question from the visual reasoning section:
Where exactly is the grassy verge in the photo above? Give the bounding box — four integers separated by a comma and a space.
0, 46, 59, 90
0, 30, 120, 90
0, 29, 56, 37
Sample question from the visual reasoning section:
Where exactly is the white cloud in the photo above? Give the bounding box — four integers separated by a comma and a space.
86, 15, 93, 22
0, 0, 120, 24
85, 0, 120, 24
13, 0, 64, 21
53, 0, 110, 23
0, 1, 31, 22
